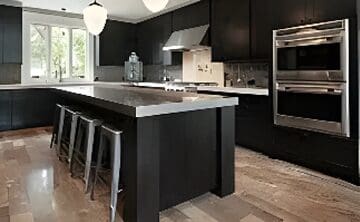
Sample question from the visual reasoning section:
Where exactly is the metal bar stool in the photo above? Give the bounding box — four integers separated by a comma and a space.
70, 115, 102, 193
91, 125, 123, 222
50, 104, 63, 149
56, 106, 81, 166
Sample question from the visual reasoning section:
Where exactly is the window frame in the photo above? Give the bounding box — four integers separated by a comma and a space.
23, 11, 94, 84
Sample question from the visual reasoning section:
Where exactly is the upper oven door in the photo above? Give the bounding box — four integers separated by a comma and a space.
274, 32, 346, 82
277, 43, 341, 71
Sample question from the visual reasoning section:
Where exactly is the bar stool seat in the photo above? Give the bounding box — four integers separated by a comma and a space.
91, 124, 123, 222
70, 114, 103, 193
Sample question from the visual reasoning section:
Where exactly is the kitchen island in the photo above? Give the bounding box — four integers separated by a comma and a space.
52, 85, 238, 222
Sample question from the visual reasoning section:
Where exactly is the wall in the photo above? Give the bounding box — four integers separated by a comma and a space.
183, 49, 224, 86
0, 64, 21, 84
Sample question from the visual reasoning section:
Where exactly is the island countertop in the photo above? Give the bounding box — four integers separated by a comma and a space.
53, 85, 238, 117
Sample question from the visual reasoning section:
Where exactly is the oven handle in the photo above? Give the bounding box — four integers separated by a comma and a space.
277, 85, 343, 95
276, 35, 342, 48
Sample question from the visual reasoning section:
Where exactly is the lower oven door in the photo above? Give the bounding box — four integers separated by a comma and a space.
274, 82, 349, 137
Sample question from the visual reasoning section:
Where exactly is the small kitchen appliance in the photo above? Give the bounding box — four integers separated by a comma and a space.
125, 52, 143, 82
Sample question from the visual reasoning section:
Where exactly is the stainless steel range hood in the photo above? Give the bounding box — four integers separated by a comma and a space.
163, 24, 209, 51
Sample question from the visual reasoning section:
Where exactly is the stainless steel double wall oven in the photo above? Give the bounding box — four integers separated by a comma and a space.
273, 19, 350, 137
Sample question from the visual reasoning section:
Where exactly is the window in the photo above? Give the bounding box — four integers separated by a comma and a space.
30, 25, 48, 78
29, 24, 88, 81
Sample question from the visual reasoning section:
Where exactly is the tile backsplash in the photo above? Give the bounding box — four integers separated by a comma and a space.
0, 64, 21, 84
94, 64, 182, 83
224, 63, 269, 88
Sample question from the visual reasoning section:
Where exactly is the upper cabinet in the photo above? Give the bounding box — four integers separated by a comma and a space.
272, 0, 310, 29
172, 0, 210, 31
0, 5, 22, 64
137, 13, 172, 65
311, 0, 356, 23
98, 20, 136, 66
212, 0, 356, 62
136, 0, 209, 66
211, 0, 250, 62
250, 0, 274, 60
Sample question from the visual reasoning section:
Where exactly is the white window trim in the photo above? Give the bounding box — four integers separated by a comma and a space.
22, 11, 94, 84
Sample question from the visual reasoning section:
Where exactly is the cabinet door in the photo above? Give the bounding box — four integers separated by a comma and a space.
137, 13, 172, 65
2, 6, 22, 64
12, 89, 56, 129
172, 0, 210, 31
0, 91, 12, 131
0, 8, 3, 64
235, 95, 274, 153
312, 0, 356, 23
250, 0, 274, 60
272, 0, 309, 29
150, 14, 172, 65
136, 21, 153, 65
99, 20, 136, 66
211, 0, 250, 61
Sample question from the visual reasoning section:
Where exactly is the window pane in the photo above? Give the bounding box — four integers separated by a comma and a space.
72, 29, 87, 77
51, 27, 69, 79
30, 25, 48, 77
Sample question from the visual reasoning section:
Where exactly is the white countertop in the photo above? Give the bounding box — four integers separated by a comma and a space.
197, 86, 269, 96
0, 81, 269, 96
54, 85, 238, 117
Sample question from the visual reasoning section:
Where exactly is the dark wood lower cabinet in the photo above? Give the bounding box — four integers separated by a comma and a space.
0, 89, 58, 131
201, 91, 359, 184
0, 91, 12, 131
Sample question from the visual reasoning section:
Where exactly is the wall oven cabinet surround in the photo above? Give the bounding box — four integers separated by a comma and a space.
273, 19, 350, 137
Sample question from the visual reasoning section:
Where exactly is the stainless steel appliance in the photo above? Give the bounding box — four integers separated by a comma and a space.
125, 52, 143, 82
273, 19, 350, 137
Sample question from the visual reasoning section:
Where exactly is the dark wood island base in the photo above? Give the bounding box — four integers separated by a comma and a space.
52, 86, 237, 222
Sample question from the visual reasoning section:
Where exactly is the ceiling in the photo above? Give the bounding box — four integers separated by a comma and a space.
12, 0, 200, 23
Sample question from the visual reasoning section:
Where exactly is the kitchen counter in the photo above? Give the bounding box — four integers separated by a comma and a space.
53, 85, 238, 117
197, 86, 269, 96
0, 82, 269, 96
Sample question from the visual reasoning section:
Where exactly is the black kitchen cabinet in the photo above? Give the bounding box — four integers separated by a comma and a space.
0, 5, 22, 64
137, 13, 172, 65
272, 0, 310, 29
172, 0, 210, 31
11, 89, 57, 129
235, 94, 274, 154
98, 20, 136, 66
211, 0, 250, 61
250, 0, 274, 60
311, 0, 356, 22
0, 91, 12, 131
273, 126, 358, 183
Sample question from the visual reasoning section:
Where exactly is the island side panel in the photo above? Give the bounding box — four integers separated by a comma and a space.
212, 106, 235, 197
123, 117, 160, 222
158, 109, 218, 210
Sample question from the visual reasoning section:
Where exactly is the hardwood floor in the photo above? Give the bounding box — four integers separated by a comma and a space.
0, 127, 359, 222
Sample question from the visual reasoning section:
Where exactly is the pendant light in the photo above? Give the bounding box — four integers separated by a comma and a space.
83, 0, 108, 35
142, 0, 169, 13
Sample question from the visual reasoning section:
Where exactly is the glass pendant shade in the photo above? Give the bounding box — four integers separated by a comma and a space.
142, 0, 169, 12
83, 1, 108, 35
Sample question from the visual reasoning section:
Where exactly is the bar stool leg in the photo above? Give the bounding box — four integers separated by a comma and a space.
56, 107, 66, 157
70, 121, 85, 177
84, 122, 96, 193
110, 133, 121, 222
91, 134, 106, 201
68, 114, 79, 169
